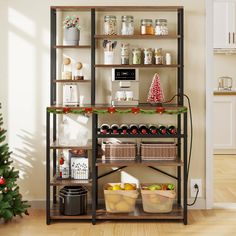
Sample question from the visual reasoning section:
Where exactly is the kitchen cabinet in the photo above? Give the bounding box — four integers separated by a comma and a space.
213, 95, 236, 154
214, 1, 236, 49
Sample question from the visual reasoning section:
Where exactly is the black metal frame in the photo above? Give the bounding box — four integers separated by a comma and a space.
46, 6, 187, 226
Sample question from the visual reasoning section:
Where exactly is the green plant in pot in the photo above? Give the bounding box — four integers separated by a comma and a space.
63, 16, 81, 45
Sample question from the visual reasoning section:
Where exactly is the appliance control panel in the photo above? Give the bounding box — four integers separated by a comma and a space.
112, 68, 139, 81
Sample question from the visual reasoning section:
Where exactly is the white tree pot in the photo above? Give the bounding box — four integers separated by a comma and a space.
64, 28, 80, 46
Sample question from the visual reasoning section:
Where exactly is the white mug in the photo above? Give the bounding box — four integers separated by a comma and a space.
125, 91, 133, 101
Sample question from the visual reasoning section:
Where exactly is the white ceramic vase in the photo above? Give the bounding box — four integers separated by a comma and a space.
64, 27, 80, 45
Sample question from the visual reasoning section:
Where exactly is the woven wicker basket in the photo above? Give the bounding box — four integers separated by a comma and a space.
103, 142, 137, 160
141, 142, 177, 160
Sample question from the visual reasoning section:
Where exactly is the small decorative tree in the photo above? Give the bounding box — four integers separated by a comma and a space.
147, 73, 165, 104
0, 104, 30, 222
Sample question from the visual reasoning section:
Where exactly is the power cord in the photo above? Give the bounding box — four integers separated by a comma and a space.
162, 94, 198, 206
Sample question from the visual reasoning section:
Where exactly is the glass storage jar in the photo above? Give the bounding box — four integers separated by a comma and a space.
121, 15, 134, 35
132, 48, 141, 64
154, 48, 163, 64
144, 48, 153, 64
104, 15, 117, 35
155, 19, 168, 35
140, 19, 154, 35
121, 43, 130, 65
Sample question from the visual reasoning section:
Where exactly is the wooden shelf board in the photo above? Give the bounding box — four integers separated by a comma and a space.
50, 203, 183, 220
96, 159, 184, 167
51, 6, 183, 12
54, 45, 91, 48
95, 64, 181, 68
50, 176, 92, 186
47, 104, 187, 111
95, 34, 181, 39
96, 204, 183, 220
50, 204, 92, 219
53, 80, 90, 83
50, 141, 92, 150
96, 134, 184, 138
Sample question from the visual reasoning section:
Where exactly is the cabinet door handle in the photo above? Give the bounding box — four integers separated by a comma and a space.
233, 32, 235, 44
229, 32, 231, 44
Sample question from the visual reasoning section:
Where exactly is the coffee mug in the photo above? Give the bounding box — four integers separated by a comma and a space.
125, 91, 134, 101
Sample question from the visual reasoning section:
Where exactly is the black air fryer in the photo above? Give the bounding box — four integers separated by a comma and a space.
59, 185, 87, 215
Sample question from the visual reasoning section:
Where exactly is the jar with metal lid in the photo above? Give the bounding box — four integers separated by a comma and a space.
144, 48, 153, 64
155, 19, 168, 35
121, 43, 130, 65
154, 48, 163, 65
121, 15, 134, 35
132, 48, 141, 64
140, 19, 154, 35
104, 15, 117, 35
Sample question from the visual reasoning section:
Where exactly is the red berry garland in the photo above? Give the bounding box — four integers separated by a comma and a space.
156, 107, 165, 114
63, 107, 71, 114
108, 107, 116, 114
132, 107, 140, 114
85, 107, 93, 114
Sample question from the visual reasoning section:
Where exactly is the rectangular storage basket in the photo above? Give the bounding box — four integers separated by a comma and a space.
141, 183, 176, 213
103, 142, 137, 160
141, 142, 177, 160
104, 183, 138, 213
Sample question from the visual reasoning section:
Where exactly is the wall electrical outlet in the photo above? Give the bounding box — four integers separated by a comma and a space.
190, 179, 202, 198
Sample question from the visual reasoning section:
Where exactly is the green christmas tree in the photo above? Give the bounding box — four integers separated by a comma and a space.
0, 104, 30, 221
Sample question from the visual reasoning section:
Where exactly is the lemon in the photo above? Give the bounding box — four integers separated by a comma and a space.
124, 183, 136, 190
112, 184, 122, 190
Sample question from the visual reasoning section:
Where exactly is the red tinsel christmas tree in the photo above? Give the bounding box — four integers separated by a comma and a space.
147, 73, 164, 104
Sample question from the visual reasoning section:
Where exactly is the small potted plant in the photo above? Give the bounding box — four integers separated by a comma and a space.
63, 16, 80, 45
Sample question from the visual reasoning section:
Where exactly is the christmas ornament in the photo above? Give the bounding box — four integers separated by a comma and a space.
4, 187, 8, 193
0, 176, 6, 185
59, 157, 65, 165
147, 73, 164, 104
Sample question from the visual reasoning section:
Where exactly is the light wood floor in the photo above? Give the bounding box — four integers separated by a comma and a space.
2, 208, 236, 236
214, 155, 236, 202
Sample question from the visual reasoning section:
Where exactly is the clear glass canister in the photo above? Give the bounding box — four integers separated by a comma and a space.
132, 48, 141, 64
154, 48, 163, 65
104, 15, 117, 35
121, 15, 134, 35
144, 48, 153, 64
121, 43, 130, 65
140, 19, 154, 35
155, 19, 168, 35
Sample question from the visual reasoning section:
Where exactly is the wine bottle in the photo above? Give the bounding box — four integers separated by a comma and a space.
158, 125, 167, 135
120, 124, 129, 135
149, 124, 157, 135
111, 124, 120, 134
167, 125, 177, 135
129, 124, 138, 135
139, 124, 148, 135
100, 124, 110, 134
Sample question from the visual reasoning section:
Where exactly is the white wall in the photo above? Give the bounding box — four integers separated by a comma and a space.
0, 0, 206, 207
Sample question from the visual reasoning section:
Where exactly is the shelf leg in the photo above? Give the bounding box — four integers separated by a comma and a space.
177, 114, 181, 206
46, 110, 51, 225
183, 111, 188, 225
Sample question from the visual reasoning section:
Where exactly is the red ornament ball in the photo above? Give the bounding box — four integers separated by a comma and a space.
0, 176, 6, 185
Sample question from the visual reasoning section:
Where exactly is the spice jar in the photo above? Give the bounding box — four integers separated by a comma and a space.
140, 19, 154, 35
121, 15, 134, 35
104, 15, 117, 35
155, 19, 168, 35
132, 48, 141, 64
144, 48, 153, 64
154, 48, 163, 65
62, 57, 72, 80
121, 43, 130, 65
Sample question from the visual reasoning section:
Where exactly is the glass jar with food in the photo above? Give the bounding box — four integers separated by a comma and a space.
104, 15, 117, 35
155, 19, 168, 35
132, 48, 141, 64
154, 48, 163, 65
144, 48, 153, 64
121, 15, 134, 35
121, 43, 130, 65
140, 19, 154, 35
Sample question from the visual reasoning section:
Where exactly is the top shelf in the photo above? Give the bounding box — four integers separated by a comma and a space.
95, 35, 181, 40
54, 45, 91, 49
51, 6, 184, 12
